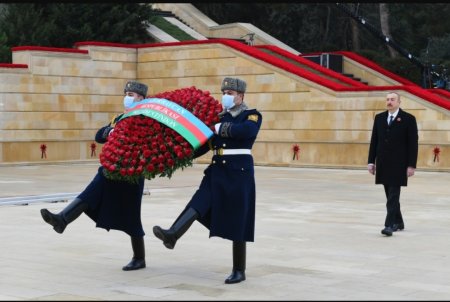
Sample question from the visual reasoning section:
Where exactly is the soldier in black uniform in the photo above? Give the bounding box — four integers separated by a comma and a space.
153, 77, 262, 284
40, 80, 149, 271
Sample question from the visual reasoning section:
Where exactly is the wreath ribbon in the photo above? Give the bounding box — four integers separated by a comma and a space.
40, 144, 47, 159
433, 146, 440, 162
292, 144, 300, 160
90, 143, 97, 157
121, 98, 213, 150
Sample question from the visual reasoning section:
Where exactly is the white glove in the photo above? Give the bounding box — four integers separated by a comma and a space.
214, 123, 221, 134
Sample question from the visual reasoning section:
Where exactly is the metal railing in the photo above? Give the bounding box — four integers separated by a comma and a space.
0, 189, 151, 206
0, 193, 78, 206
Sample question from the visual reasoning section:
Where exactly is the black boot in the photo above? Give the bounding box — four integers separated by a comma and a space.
225, 241, 246, 284
152, 207, 198, 249
122, 236, 146, 271
40, 198, 87, 234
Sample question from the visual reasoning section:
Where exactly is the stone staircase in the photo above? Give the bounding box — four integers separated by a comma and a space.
153, 9, 193, 31
302, 53, 369, 85
342, 73, 369, 85
150, 3, 300, 54
150, 8, 255, 45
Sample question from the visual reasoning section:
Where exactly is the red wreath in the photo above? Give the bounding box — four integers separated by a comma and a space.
99, 86, 222, 184
433, 146, 441, 162
40, 144, 47, 159
292, 144, 300, 160
90, 142, 97, 157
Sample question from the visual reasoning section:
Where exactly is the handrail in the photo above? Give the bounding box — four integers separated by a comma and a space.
0, 193, 78, 206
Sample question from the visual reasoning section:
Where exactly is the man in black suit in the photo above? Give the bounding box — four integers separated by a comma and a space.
368, 91, 418, 236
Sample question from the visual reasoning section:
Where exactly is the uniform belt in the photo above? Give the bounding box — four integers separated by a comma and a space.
213, 148, 252, 155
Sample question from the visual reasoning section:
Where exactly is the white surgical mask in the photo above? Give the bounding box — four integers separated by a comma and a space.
221, 94, 235, 109
123, 95, 135, 109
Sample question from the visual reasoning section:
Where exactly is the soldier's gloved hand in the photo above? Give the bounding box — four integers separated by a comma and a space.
214, 123, 221, 134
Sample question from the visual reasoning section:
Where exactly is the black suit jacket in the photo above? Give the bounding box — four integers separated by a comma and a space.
368, 108, 418, 186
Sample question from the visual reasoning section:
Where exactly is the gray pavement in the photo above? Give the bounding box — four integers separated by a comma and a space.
1, 162, 450, 300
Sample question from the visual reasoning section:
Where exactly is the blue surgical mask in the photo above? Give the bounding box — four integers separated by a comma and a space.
221, 94, 235, 109
123, 95, 135, 109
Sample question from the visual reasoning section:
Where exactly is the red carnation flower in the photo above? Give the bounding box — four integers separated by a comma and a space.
99, 86, 222, 184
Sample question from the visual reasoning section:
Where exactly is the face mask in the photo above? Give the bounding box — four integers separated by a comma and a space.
221, 94, 235, 109
123, 95, 135, 109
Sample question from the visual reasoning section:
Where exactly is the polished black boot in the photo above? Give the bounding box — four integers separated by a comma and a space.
122, 236, 146, 271
152, 207, 198, 249
40, 198, 87, 234
225, 241, 246, 284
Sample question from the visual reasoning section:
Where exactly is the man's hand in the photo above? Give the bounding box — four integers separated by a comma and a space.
407, 167, 415, 177
368, 164, 376, 175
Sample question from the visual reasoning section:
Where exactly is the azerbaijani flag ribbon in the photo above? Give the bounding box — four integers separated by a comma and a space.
120, 98, 214, 150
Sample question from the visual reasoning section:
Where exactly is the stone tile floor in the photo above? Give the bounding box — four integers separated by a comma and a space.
1, 162, 450, 300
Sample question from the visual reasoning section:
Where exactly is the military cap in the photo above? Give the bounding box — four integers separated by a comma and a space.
221, 77, 246, 93
124, 80, 148, 97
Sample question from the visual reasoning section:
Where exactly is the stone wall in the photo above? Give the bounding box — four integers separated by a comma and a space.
1, 45, 137, 162
1, 42, 449, 171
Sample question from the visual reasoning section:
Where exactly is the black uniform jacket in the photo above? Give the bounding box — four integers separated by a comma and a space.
185, 108, 262, 242
368, 108, 418, 186
79, 113, 145, 237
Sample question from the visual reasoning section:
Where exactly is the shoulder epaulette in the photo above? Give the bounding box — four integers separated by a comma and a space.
248, 114, 259, 122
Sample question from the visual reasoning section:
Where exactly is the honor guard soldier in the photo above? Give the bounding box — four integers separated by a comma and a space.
153, 77, 262, 284
40, 80, 150, 271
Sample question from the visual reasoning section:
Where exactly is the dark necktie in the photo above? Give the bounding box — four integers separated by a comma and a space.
388, 115, 394, 126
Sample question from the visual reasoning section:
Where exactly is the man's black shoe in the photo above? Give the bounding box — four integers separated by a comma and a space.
225, 270, 246, 284
381, 226, 393, 236
122, 258, 146, 271
392, 223, 404, 232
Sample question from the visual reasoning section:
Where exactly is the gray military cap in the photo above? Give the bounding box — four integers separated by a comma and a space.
221, 77, 246, 93
124, 80, 148, 97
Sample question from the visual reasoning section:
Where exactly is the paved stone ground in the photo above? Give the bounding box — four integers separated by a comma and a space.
1, 162, 450, 300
